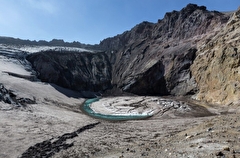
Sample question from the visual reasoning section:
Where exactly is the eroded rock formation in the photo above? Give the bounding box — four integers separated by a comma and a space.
191, 7, 240, 105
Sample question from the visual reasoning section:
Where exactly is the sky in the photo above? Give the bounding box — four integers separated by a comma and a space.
0, 0, 239, 44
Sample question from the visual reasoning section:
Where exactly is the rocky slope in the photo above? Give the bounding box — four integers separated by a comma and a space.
191, 7, 240, 105
100, 4, 231, 97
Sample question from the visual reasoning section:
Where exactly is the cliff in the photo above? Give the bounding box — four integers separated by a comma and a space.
27, 51, 112, 97
100, 4, 230, 96
191, 7, 240, 105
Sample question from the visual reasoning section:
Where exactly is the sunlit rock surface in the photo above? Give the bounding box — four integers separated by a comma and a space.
191, 7, 240, 105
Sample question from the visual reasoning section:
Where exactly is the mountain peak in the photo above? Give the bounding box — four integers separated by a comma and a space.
182, 3, 207, 12
163, 4, 206, 20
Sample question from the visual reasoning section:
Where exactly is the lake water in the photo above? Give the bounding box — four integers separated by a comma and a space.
82, 98, 152, 121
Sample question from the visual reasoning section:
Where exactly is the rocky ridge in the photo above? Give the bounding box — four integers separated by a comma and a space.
2, 4, 239, 106
99, 4, 231, 97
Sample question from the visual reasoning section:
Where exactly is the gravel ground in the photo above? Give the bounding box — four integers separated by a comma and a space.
1, 73, 240, 158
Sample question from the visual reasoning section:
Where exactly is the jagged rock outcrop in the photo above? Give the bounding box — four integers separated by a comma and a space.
0, 83, 35, 109
191, 7, 240, 105
27, 51, 112, 97
0, 83, 16, 105
100, 4, 230, 96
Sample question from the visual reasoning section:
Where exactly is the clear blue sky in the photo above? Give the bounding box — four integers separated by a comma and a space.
0, 0, 239, 44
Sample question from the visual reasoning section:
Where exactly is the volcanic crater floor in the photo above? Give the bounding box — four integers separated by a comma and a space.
1, 93, 239, 158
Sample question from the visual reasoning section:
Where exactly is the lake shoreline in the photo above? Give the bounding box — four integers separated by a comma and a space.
81, 97, 153, 121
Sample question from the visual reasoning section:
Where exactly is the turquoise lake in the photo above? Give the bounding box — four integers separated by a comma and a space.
82, 98, 152, 121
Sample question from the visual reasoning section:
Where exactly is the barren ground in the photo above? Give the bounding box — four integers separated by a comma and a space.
0, 70, 240, 158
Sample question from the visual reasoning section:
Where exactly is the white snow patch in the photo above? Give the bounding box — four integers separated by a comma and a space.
0, 57, 31, 75
0, 44, 93, 53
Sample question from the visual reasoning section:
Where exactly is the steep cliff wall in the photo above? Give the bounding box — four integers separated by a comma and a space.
27, 51, 112, 97
100, 4, 230, 96
191, 7, 240, 105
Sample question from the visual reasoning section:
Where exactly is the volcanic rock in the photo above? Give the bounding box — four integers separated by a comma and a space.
0, 83, 35, 109
100, 3, 230, 96
191, 7, 240, 105
27, 50, 112, 97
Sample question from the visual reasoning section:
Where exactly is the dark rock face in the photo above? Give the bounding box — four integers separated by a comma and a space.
99, 3, 230, 96
164, 47, 198, 95
0, 84, 15, 104
120, 60, 168, 95
27, 51, 112, 96
0, 84, 35, 108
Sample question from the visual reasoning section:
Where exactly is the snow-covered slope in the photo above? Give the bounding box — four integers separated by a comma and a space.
0, 43, 89, 108
0, 44, 93, 76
